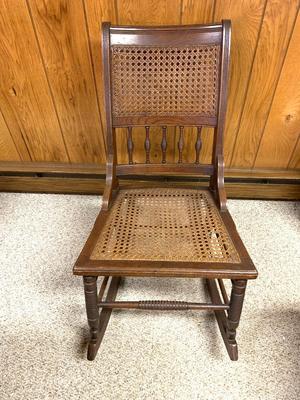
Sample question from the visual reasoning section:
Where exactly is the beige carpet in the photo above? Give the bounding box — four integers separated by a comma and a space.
0, 193, 299, 400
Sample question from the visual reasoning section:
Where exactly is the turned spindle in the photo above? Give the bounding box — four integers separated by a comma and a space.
144, 126, 150, 163
161, 126, 167, 163
178, 126, 184, 163
195, 126, 202, 164
127, 127, 134, 164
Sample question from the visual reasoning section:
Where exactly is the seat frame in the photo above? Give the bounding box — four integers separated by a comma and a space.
73, 21, 258, 361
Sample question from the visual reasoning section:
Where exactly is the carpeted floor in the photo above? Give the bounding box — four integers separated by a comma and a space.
0, 193, 299, 400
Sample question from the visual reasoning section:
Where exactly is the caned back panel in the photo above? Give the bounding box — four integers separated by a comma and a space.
108, 25, 224, 127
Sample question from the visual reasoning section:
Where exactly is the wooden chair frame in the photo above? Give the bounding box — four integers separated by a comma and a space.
74, 21, 258, 361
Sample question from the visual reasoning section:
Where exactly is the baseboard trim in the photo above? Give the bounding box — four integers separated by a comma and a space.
0, 161, 299, 199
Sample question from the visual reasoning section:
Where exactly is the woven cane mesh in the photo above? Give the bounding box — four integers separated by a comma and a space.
91, 189, 240, 263
111, 45, 220, 118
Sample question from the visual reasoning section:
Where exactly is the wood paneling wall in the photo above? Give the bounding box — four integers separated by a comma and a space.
0, 0, 299, 170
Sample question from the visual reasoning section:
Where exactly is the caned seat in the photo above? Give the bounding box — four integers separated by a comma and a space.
92, 188, 240, 264
75, 187, 256, 278
73, 21, 258, 361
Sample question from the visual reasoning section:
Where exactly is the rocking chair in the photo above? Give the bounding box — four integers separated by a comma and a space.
73, 20, 258, 361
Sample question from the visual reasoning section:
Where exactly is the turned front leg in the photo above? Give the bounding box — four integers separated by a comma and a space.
83, 276, 99, 342
227, 280, 247, 342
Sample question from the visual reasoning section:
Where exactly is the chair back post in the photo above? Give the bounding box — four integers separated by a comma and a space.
102, 22, 119, 210
211, 20, 231, 211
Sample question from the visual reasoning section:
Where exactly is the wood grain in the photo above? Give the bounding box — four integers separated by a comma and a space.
0, 175, 298, 200
214, 0, 266, 165
288, 137, 300, 169
254, 13, 300, 168
0, 110, 21, 161
181, 0, 215, 24
1, 160, 299, 180
83, 0, 117, 136
117, 0, 181, 25
0, 0, 299, 178
0, 0, 68, 162
179, 0, 215, 164
231, 0, 299, 167
27, 0, 106, 163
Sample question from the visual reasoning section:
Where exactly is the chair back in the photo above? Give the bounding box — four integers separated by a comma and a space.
102, 21, 231, 177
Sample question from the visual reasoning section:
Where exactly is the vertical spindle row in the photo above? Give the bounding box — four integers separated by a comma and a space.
195, 126, 202, 164
144, 126, 150, 163
161, 126, 167, 163
178, 126, 184, 163
127, 126, 134, 164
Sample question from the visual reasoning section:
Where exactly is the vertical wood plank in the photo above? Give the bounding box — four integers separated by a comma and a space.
28, 0, 106, 163
83, 0, 117, 133
288, 137, 300, 169
254, 13, 300, 168
0, 0, 299, 176
0, 0, 68, 162
0, 110, 21, 161
117, 0, 181, 163
231, 0, 299, 168
117, 0, 181, 25
214, 0, 266, 165
181, 0, 215, 24
179, 0, 215, 164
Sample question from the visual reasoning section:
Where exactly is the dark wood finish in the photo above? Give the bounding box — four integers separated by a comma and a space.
113, 115, 217, 127
109, 25, 222, 47
113, 115, 217, 128
195, 126, 202, 164
144, 126, 151, 163
97, 276, 109, 305
161, 126, 167, 163
178, 126, 184, 164
71, 21, 259, 360
126, 127, 134, 164
1, 175, 299, 200
116, 163, 214, 176
87, 276, 121, 361
101, 22, 119, 211
206, 278, 238, 361
1, 160, 299, 179
97, 301, 229, 311
227, 280, 247, 343
218, 278, 229, 305
83, 276, 99, 343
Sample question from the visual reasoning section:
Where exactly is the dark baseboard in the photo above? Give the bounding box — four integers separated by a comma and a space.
0, 161, 299, 200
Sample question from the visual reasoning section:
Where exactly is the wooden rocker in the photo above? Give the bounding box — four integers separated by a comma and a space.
73, 20, 258, 361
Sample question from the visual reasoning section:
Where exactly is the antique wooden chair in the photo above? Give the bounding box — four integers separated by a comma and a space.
73, 20, 258, 361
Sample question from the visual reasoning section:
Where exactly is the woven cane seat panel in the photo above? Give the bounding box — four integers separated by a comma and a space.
91, 189, 240, 264
111, 45, 220, 118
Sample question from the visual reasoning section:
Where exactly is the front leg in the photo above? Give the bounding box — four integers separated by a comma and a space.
227, 280, 247, 343
83, 276, 99, 343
